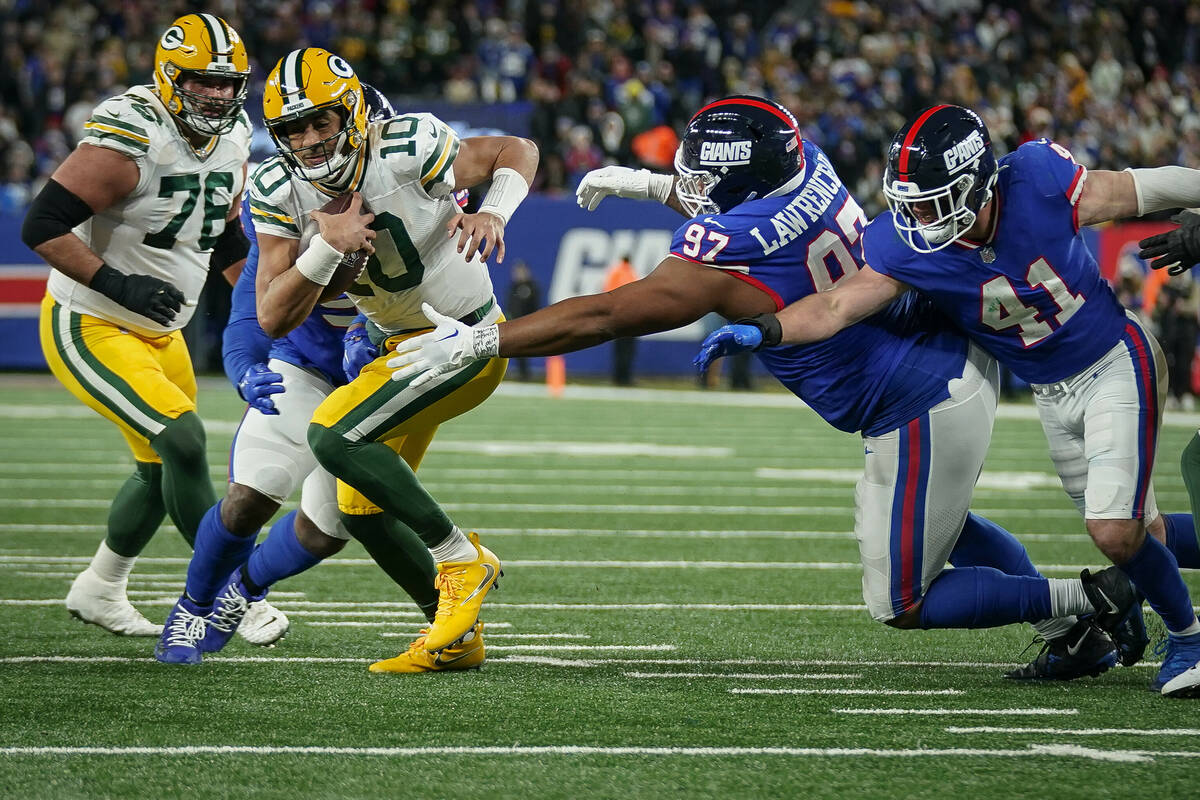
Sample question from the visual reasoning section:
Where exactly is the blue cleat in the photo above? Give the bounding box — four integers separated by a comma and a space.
154, 596, 209, 665
1004, 619, 1118, 680
1154, 631, 1200, 697
197, 569, 266, 654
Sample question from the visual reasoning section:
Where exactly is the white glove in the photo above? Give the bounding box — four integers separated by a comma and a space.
575, 166, 674, 211
387, 302, 499, 388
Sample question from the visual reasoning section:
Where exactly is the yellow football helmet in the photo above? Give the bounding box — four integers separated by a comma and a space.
263, 48, 368, 185
153, 13, 250, 136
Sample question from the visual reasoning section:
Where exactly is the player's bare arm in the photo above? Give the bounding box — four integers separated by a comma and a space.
445, 135, 539, 264
1079, 164, 1200, 228
24, 144, 138, 284
1075, 170, 1140, 227
774, 266, 909, 346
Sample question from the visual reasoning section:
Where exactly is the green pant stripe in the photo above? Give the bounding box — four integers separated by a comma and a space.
334, 357, 490, 441
52, 305, 170, 437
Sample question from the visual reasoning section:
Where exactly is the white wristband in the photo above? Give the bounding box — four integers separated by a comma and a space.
1126, 166, 1200, 216
478, 167, 529, 225
294, 234, 343, 287
472, 324, 500, 358
646, 172, 674, 204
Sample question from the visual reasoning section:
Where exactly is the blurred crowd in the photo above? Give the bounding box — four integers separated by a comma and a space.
3, 0, 1200, 216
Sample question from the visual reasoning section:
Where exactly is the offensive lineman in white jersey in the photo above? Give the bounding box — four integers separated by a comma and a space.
21, 14, 285, 643
247, 48, 537, 667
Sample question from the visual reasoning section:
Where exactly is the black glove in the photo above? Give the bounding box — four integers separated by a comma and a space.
733, 312, 784, 349
1138, 211, 1200, 276
89, 264, 185, 325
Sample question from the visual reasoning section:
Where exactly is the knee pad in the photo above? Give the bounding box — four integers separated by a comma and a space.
152, 411, 207, 466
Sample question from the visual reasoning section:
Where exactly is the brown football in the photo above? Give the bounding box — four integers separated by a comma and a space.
316, 194, 371, 302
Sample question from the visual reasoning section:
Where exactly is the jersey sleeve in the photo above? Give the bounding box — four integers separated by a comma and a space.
247, 158, 301, 239
375, 113, 460, 198
668, 215, 753, 272
860, 213, 917, 283
79, 94, 156, 173
1018, 139, 1087, 204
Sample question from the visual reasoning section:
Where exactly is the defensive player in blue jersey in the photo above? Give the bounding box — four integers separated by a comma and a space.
388, 95, 1139, 679
155, 87, 481, 671
700, 104, 1200, 697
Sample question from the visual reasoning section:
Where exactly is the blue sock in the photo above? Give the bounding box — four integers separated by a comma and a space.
185, 501, 258, 607
1119, 534, 1197, 633
1163, 512, 1200, 569
949, 513, 1041, 577
245, 511, 322, 592
918, 567, 1053, 629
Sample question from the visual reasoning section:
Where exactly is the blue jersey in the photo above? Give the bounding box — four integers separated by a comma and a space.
669, 140, 966, 436
863, 139, 1128, 384
222, 198, 358, 388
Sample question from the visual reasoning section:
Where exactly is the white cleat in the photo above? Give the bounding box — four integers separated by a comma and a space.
1162, 661, 1200, 698
236, 600, 290, 646
65, 568, 161, 637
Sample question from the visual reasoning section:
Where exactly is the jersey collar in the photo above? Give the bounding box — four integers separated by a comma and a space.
953, 189, 1002, 250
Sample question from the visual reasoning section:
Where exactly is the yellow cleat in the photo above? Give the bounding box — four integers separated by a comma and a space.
424, 532, 502, 652
368, 623, 485, 673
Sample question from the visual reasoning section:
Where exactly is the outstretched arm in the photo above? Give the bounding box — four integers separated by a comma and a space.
1079, 166, 1200, 228
775, 266, 909, 345
388, 256, 774, 386
445, 135, 539, 264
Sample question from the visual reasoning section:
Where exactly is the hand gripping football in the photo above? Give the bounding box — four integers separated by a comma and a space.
317, 193, 371, 302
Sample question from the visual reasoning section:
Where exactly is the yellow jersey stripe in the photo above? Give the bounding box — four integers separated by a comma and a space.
420, 131, 458, 188
83, 121, 151, 145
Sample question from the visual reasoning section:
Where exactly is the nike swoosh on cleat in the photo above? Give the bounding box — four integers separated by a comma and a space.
1096, 591, 1120, 616
1066, 633, 1090, 656
461, 563, 496, 605
434, 648, 478, 667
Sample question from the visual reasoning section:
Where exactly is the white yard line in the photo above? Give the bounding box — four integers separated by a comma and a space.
732, 688, 964, 696
380, 633, 584, 639
304, 621, 513, 629
625, 672, 861, 680
945, 727, 1200, 736
834, 708, 1078, 716
0, 743, 1179, 763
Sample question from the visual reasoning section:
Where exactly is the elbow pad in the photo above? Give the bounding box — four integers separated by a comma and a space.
210, 218, 251, 273
21, 179, 95, 250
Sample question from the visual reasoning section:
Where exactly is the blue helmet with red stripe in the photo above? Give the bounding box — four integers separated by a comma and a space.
674, 95, 805, 217
883, 104, 997, 253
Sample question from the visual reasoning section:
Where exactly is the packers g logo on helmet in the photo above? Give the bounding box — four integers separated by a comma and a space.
153, 13, 249, 137
263, 48, 368, 187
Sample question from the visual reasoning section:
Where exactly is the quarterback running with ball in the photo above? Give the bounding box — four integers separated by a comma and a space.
246, 48, 537, 666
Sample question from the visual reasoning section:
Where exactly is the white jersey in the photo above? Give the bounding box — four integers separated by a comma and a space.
248, 112, 494, 334
47, 85, 251, 336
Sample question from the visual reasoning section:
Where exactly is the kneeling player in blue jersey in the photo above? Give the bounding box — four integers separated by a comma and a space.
701, 104, 1200, 697
388, 95, 1137, 681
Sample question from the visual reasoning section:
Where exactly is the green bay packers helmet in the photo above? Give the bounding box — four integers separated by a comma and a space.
153, 13, 250, 136
263, 48, 368, 185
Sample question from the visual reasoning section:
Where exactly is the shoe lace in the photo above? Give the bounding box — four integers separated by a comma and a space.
209, 589, 250, 633
163, 609, 206, 647
408, 628, 431, 653
433, 570, 465, 620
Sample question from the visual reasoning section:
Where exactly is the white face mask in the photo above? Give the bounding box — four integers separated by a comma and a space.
884, 170, 992, 254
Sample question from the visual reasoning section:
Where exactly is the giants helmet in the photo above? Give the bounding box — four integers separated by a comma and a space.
674, 95, 805, 218
360, 83, 396, 122
883, 104, 998, 252
153, 14, 250, 137
263, 48, 368, 185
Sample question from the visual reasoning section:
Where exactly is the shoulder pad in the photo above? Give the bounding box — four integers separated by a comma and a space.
248, 157, 300, 237
1008, 139, 1082, 199
80, 91, 164, 161
372, 112, 460, 194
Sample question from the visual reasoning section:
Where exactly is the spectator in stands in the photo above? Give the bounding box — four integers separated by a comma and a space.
505, 261, 543, 381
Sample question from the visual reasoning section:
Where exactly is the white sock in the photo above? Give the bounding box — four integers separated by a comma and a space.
1032, 615, 1078, 642
88, 540, 135, 584
1047, 578, 1092, 617
1172, 617, 1200, 637
429, 526, 476, 564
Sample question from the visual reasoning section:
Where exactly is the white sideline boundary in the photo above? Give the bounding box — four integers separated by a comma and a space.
0, 743, 1187, 763
731, 688, 964, 696
834, 708, 1077, 716
946, 727, 1200, 737
624, 672, 862, 680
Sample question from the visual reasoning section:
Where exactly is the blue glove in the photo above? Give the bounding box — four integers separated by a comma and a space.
237, 363, 285, 415
343, 322, 379, 382
693, 324, 764, 372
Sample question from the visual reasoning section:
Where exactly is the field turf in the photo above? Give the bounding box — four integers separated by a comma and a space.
1, 375, 1198, 798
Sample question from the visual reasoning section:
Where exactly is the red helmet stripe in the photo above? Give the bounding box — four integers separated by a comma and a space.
691, 97, 803, 151
898, 104, 952, 177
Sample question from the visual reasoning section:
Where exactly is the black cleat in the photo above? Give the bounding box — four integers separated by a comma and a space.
1081, 567, 1148, 666
1004, 619, 1118, 680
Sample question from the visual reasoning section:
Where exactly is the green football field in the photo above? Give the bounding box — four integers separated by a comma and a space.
2, 375, 1199, 799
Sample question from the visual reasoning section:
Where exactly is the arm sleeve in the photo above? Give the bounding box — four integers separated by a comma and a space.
221, 243, 273, 389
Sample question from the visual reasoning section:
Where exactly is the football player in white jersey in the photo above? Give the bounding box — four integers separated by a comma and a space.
248, 48, 537, 668
21, 14, 284, 643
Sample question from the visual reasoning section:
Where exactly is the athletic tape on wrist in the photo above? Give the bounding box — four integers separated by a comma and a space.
646, 172, 675, 205
478, 168, 529, 225
472, 325, 500, 358
294, 234, 344, 287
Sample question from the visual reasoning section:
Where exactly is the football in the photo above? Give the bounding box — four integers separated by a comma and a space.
316, 193, 371, 302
